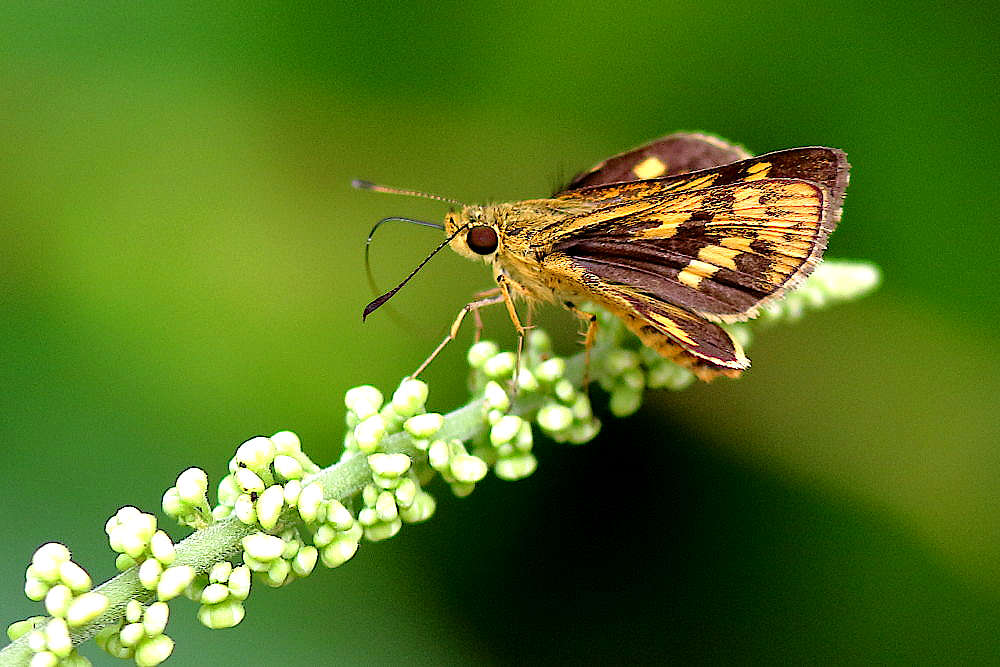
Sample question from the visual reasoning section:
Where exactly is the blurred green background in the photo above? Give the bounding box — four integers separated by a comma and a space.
2, 2, 998, 664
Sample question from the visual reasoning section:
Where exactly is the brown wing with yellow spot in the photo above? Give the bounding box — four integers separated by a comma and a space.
566, 132, 751, 190
541, 253, 748, 380
540, 147, 848, 377
551, 148, 849, 321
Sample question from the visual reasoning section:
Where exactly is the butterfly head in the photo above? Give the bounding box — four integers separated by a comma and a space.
445, 206, 501, 263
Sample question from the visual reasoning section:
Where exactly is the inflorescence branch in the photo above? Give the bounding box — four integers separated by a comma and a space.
0, 260, 879, 667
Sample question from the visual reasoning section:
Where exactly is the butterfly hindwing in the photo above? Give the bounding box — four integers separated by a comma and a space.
566, 132, 752, 190
540, 253, 747, 379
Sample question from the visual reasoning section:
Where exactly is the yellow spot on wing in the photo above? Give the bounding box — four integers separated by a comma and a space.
721, 236, 754, 252
733, 187, 762, 208
632, 156, 667, 180
573, 200, 656, 226
742, 161, 772, 181
648, 312, 697, 346
677, 259, 719, 288
638, 212, 686, 238
676, 174, 719, 190
697, 245, 740, 270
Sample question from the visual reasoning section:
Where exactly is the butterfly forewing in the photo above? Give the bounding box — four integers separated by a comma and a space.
534, 147, 848, 377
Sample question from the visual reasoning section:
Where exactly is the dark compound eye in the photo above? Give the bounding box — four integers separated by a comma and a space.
466, 225, 498, 255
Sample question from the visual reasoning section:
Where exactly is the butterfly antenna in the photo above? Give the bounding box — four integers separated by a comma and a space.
362, 225, 467, 321
364, 217, 445, 306
352, 179, 465, 207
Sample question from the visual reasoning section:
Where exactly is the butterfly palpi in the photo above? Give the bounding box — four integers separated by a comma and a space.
356, 132, 849, 381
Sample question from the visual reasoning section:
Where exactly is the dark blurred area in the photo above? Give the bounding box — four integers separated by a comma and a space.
1, 2, 997, 664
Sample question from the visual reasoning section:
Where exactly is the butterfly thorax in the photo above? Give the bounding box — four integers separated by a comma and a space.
445, 200, 598, 303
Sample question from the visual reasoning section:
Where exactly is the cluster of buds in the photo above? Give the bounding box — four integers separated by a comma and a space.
1, 259, 881, 665
12, 543, 109, 665
95, 600, 173, 665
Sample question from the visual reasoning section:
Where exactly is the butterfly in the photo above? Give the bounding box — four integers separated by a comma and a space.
357, 132, 849, 381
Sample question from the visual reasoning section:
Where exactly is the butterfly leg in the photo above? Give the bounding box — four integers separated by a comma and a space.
564, 302, 598, 388
470, 287, 503, 343
410, 292, 507, 379
495, 275, 532, 393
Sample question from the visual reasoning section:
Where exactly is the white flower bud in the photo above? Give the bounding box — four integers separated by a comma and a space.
375, 491, 398, 522
399, 491, 436, 523
535, 357, 566, 382
428, 439, 451, 472
364, 519, 402, 542
273, 455, 304, 481
391, 379, 429, 416
604, 349, 638, 376
234, 494, 257, 525
43, 618, 72, 658
483, 352, 515, 378
120, 622, 145, 647
320, 536, 359, 568
537, 403, 573, 432
241, 533, 285, 562
208, 561, 232, 584
255, 485, 285, 531
234, 436, 276, 470
29, 651, 58, 667
495, 454, 538, 481
149, 531, 176, 566
297, 483, 324, 523
197, 600, 245, 630
483, 380, 510, 411
515, 367, 539, 393
175, 468, 209, 505
344, 385, 384, 419
367, 452, 411, 478
65, 592, 110, 627
143, 601, 169, 637
312, 523, 336, 548
353, 414, 386, 453
24, 577, 49, 601
394, 478, 417, 508
467, 341, 499, 368
138, 558, 163, 590
200, 583, 230, 605
156, 566, 195, 602
58, 561, 91, 593
450, 454, 488, 483
234, 468, 265, 494
620, 368, 645, 391
403, 412, 443, 439
27, 629, 46, 653
31, 543, 70, 582
44, 585, 73, 618
134, 634, 175, 666
490, 415, 523, 446
282, 479, 302, 507
216, 474, 241, 507
227, 566, 252, 600
126, 599, 144, 623
609, 387, 642, 417
292, 545, 318, 577
270, 430, 302, 455
515, 421, 534, 451
325, 499, 355, 531
263, 558, 291, 587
